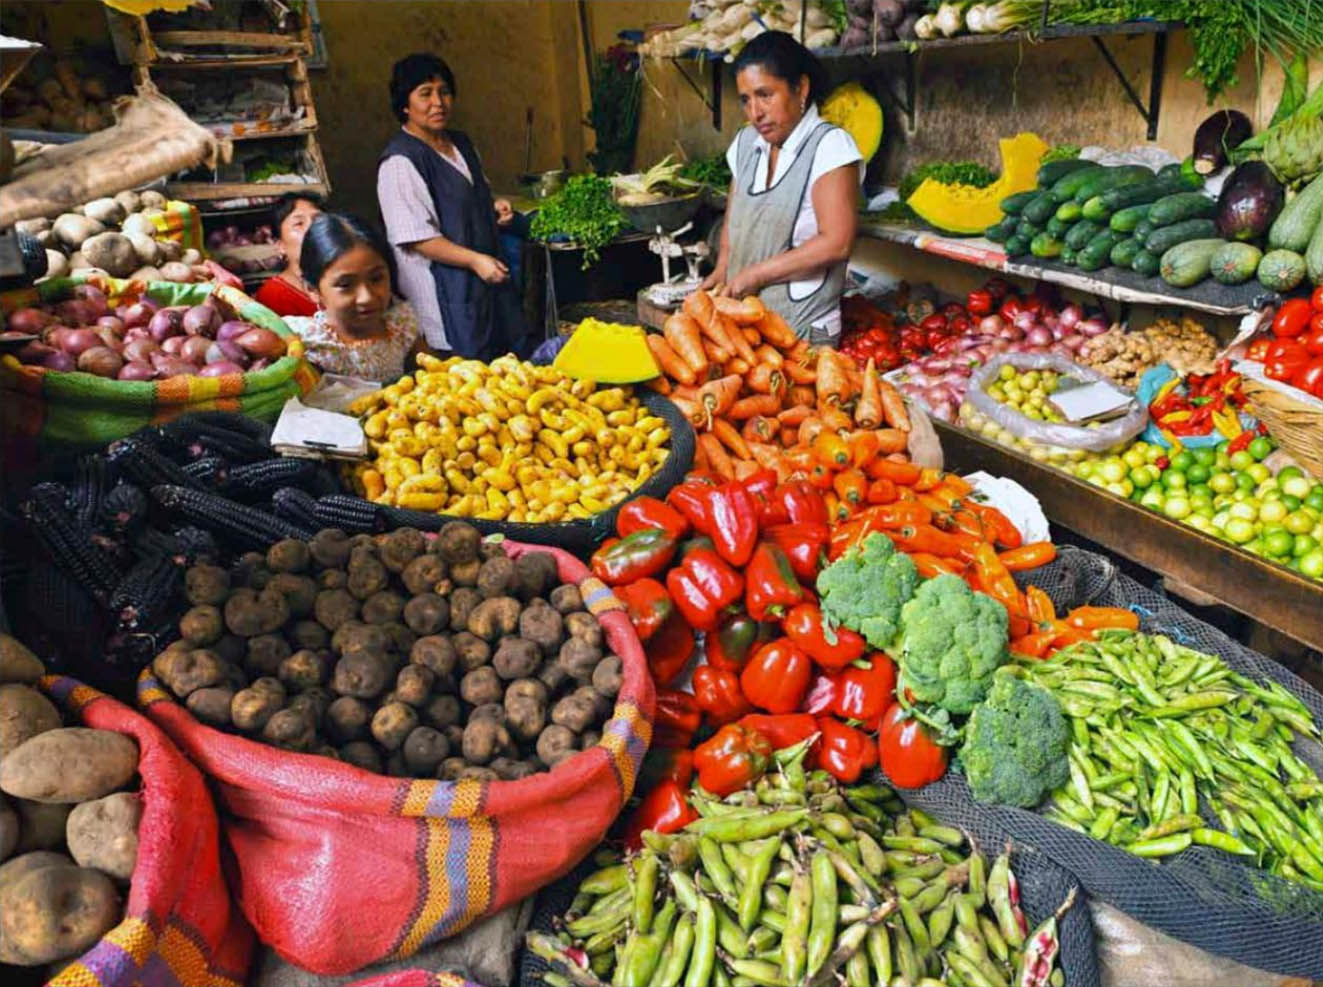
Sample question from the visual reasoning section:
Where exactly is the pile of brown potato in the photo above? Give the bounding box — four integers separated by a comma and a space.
153, 522, 624, 781
0, 635, 140, 969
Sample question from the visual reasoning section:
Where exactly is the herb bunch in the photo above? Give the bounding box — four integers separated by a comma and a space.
529, 174, 627, 268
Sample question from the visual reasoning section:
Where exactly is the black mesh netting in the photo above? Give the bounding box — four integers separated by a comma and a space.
900, 543, 1323, 979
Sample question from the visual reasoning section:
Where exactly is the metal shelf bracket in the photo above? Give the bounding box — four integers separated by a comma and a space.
1090, 30, 1167, 140
669, 57, 722, 130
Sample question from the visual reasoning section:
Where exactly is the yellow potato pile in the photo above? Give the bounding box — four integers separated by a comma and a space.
346, 354, 670, 522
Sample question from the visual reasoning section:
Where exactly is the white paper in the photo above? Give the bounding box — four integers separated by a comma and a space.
301, 373, 382, 414
963, 471, 1052, 544
1050, 380, 1134, 423
270, 397, 367, 460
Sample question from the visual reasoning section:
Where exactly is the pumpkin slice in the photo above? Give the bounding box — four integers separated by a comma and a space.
907, 132, 1050, 235
821, 82, 884, 163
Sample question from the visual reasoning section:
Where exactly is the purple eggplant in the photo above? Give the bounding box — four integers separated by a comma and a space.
1215, 161, 1285, 242
1193, 110, 1252, 176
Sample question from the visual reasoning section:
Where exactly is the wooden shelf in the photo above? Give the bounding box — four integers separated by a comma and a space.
937, 421, 1323, 652
142, 53, 299, 70
165, 181, 328, 201
814, 18, 1177, 58
209, 120, 316, 142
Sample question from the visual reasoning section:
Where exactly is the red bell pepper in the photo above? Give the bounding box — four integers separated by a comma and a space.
1293, 357, 1323, 398
737, 712, 819, 755
666, 548, 744, 632
615, 578, 674, 643
745, 542, 805, 621
621, 779, 698, 849
832, 654, 896, 730
677, 534, 716, 560
782, 603, 866, 671
667, 479, 715, 532
694, 723, 772, 797
764, 523, 829, 584
694, 482, 759, 567
815, 717, 877, 784
590, 529, 676, 586
966, 289, 994, 318
705, 610, 774, 673
742, 469, 787, 527
636, 747, 694, 793
692, 664, 754, 725
645, 612, 695, 689
617, 496, 690, 541
654, 687, 702, 747
1272, 298, 1312, 338
802, 669, 839, 715
741, 637, 812, 714
878, 704, 949, 789
774, 481, 829, 526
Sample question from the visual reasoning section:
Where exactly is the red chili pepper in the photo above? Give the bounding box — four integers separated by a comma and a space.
774, 481, 829, 526
616, 495, 690, 541
590, 529, 676, 586
615, 578, 674, 643
878, 704, 948, 789
781, 603, 867, 671
801, 668, 838, 715
706, 609, 774, 673
763, 523, 828, 584
744, 541, 805, 621
832, 654, 896, 730
621, 779, 698, 849
693, 723, 772, 797
693, 664, 754, 725
644, 612, 696, 689
973, 543, 1026, 617
1272, 298, 1312, 338
692, 482, 759, 567
816, 717, 877, 784
741, 469, 787, 527
653, 688, 702, 747
666, 479, 714, 532
998, 298, 1022, 322
666, 547, 744, 632
741, 637, 812, 714
737, 713, 819, 755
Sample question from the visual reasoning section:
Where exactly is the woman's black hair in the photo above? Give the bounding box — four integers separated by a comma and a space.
389, 53, 457, 123
300, 212, 397, 294
271, 191, 324, 234
732, 31, 826, 106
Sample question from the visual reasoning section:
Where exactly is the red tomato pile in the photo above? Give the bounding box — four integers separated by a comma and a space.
1245, 290, 1323, 398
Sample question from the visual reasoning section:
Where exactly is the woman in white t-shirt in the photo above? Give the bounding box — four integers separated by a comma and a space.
701, 31, 862, 343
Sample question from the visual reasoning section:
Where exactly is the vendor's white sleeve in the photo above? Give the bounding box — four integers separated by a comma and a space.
724, 139, 740, 186
377, 156, 441, 245
807, 128, 864, 189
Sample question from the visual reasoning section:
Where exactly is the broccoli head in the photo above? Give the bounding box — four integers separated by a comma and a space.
897, 573, 1008, 714
816, 533, 919, 649
960, 670, 1070, 808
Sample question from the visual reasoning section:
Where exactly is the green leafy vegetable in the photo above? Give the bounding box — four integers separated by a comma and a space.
898, 161, 998, 204
816, 532, 919, 650
530, 174, 627, 268
960, 671, 1070, 808
1040, 144, 1082, 164
679, 153, 732, 189
897, 573, 1009, 715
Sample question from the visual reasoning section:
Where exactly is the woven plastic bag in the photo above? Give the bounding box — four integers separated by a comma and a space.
0, 276, 318, 461
137, 539, 655, 976
967, 353, 1147, 452
31, 675, 255, 987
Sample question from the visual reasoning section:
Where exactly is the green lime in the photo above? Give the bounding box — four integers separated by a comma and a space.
1306, 489, 1323, 513
1285, 511, 1315, 535
1278, 465, 1305, 482
1235, 472, 1256, 493
1162, 471, 1188, 491
1293, 534, 1319, 559
1264, 530, 1294, 557
1170, 451, 1194, 472
1208, 472, 1236, 495
1299, 548, 1323, 580
1129, 467, 1153, 490
1186, 463, 1211, 485
1224, 517, 1255, 544
1140, 489, 1166, 511
1193, 447, 1217, 467
1281, 474, 1312, 499
1282, 494, 1303, 512
1248, 436, 1274, 461
1229, 450, 1255, 471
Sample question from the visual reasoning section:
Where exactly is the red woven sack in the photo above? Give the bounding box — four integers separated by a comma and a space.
138, 539, 655, 976
34, 676, 254, 987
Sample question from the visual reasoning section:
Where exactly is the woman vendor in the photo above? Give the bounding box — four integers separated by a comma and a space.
283, 212, 421, 383
701, 31, 862, 344
252, 191, 323, 317
376, 52, 527, 360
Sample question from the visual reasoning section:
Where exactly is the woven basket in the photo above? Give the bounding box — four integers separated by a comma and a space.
1241, 376, 1323, 480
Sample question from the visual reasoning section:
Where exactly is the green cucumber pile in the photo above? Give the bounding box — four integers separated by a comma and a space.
986, 159, 1316, 293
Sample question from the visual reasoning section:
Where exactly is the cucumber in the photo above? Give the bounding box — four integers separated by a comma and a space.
1022, 192, 1060, 224
1055, 201, 1084, 223
1072, 165, 1155, 204
1015, 217, 1041, 240
1029, 232, 1065, 258
999, 190, 1039, 216
1045, 215, 1071, 238
1080, 196, 1114, 223
1257, 249, 1307, 291
1306, 212, 1323, 284
1132, 249, 1160, 277
984, 217, 1018, 243
1049, 165, 1108, 203
1004, 234, 1032, 258
1147, 192, 1218, 227
1268, 173, 1323, 251
1110, 237, 1143, 268
1160, 239, 1223, 287
1097, 175, 1199, 214
1110, 204, 1151, 233
1209, 242, 1262, 285
1037, 158, 1091, 187
1145, 218, 1219, 255
1078, 230, 1126, 271
1156, 162, 1185, 182
1065, 219, 1104, 250
1158, 162, 1204, 189
1061, 245, 1079, 266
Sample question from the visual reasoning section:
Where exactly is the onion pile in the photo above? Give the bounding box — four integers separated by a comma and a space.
7, 287, 287, 381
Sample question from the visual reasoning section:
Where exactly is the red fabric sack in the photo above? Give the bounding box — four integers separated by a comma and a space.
36, 675, 255, 987
139, 539, 655, 976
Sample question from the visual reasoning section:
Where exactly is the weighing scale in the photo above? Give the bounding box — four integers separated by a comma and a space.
615, 191, 710, 310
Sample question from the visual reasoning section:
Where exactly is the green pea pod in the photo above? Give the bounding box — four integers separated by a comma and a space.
927, 892, 956, 947
715, 900, 750, 960
1127, 832, 1193, 857
818, 812, 855, 839
1137, 813, 1201, 841
566, 903, 628, 938
953, 922, 990, 966
669, 871, 701, 913
892, 921, 921, 986
762, 883, 788, 913
845, 948, 870, 987
947, 950, 1003, 987
780, 860, 811, 984
721, 843, 749, 878
1089, 806, 1119, 842
897, 895, 930, 953
727, 959, 788, 987
587, 885, 632, 916
1149, 691, 1238, 716
633, 852, 660, 935
917, 824, 964, 847
739, 838, 782, 931
626, 900, 677, 986
698, 836, 739, 908
614, 932, 639, 987
909, 879, 949, 915
581, 863, 629, 896
866, 925, 891, 984
759, 909, 787, 933
837, 904, 872, 924
713, 959, 732, 987
891, 857, 947, 881
584, 925, 623, 957
1068, 752, 1094, 814
979, 914, 1009, 963
894, 875, 927, 899
651, 937, 675, 987
689, 810, 808, 843
1189, 827, 1255, 856
967, 847, 987, 908
805, 850, 837, 978
684, 896, 716, 987
882, 835, 946, 854
856, 832, 887, 877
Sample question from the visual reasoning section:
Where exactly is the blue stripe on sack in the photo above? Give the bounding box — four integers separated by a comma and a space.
423, 818, 473, 940
46, 675, 79, 703
137, 951, 182, 987
424, 781, 458, 817
583, 586, 618, 611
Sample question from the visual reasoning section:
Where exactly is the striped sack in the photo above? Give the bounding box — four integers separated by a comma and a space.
138, 539, 655, 976
36, 675, 255, 987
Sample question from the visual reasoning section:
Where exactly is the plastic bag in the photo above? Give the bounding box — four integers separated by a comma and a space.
967, 353, 1147, 452
1137, 363, 1255, 449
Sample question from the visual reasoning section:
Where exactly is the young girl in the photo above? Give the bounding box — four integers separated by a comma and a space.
284, 212, 422, 383
252, 191, 324, 317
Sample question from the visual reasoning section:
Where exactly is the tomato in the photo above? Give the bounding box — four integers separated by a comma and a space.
948, 315, 972, 336
1272, 298, 1313, 338
877, 703, 948, 789
940, 302, 967, 321
919, 314, 948, 335
1245, 337, 1272, 362
1304, 321, 1323, 356
1312, 286, 1323, 312
1293, 358, 1323, 398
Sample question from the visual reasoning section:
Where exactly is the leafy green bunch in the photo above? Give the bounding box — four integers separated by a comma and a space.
679, 153, 733, 190
530, 175, 627, 269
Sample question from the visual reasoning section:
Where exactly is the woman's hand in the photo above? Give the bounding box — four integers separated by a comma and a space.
699, 263, 727, 293
725, 265, 764, 299
494, 198, 515, 227
471, 253, 510, 284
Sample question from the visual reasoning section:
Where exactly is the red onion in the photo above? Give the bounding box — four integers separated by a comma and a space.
7, 307, 51, 334
123, 338, 159, 363
54, 299, 98, 327
997, 324, 1024, 341
152, 355, 197, 377
1060, 334, 1086, 352
60, 328, 102, 357
977, 315, 1003, 336
198, 361, 244, 377
1059, 304, 1082, 331
96, 315, 125, 334
235, 327, 286, 359
117, 361, 156, 381
1025, 326, 1054, 348
123, 327, 152, 344
182, 303, 220, 337
1079, 317, 1109, 337
1013, 310, 1038, 332
94, 326, 122, 350
990, 339, 1011, 353
16, 341, 54, 364
41, 350, 76, 372
147, 307, 185, 343
161, 335, 186, 355
120, 300, 158, 329
180, 336, 212, 364
216, 320, 252, 344
918, 356, 952, 375
77, 346, 124, 378
205, 340, 246, 365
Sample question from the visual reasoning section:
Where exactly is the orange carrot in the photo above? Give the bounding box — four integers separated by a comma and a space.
787, 384, 815, 407
742, 415, 777, 445
777, 405, 813, 426
753, 344, 784, 369
725, 357, 751, 376
855, 358, 883, 429
782, 447, 817, 476
699, 432, 734, 480
692, 433, 709, 470
712, 417, 753, 462
818, 406, 853, 432
669, 395, 704, 428
784, 359, 817, 385
742, 327, 762, 348
747, 442, 790, 481
713, 294, 766, 325
710, 311, 756, 364
878, 378, 911, 431
727, 394, 781, 420
757, 309, 800, 349
812, 431, 850, 468
703, 336, 733, 364
696, 374, 743, 427
788, 339, 811, 362
672, 384, 699, 401
683, 289, 716, 326
747, 363, 785, 398
815, 348, 851, 407
643, 376, 672, 395
833, 468, 867, 506
798, 416, 827, 448
646, 332, 696, 386
663, 313, 708, 377
733, 459, 760, 481
871, 428, 908, 454
866, 459, 921, 484
778, 426, 799, 448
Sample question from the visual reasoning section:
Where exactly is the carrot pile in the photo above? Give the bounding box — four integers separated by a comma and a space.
645, 289, 912, 483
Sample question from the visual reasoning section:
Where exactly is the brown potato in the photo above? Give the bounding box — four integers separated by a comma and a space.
14, 800, 70, 853
453, 632, 491, 672
504, 678, 548, 741
410, 635, 457, 679
380, 527, 426, 573
265, 573, 318, 618
467, 703, 505, 724
536, 724, 577, 768
184, 565, 229, 606
339, 741, 382, 773
492, 637, 541, 681
186, 686, 235, 727
548, 584, 584, 615
401, 554, 449, 597
0, 851, 72, 891
288, 619, 330, 652
550, 691, 598, 734
479, 539, 507, 561
245, 633, 292, 677
278, 650, 328, 691
403, 593, 449, 636
0, 864, 119, 964
382, 622, 417, 656
361, 590, 406, 626
251, 676, 286, 696
421, 694, 461, 730
519, 602, 564, 657
224, 587, 289, 637
467, 597, 521, 642
178, 605, 223, 646
331, 653, 390, 700
436, 521, 480, 565
348, 534, 377, 553
156, 648, 227, 698
332, 621, 390, 660
457, 766, 499, 781
461, 719, 510, 766
347, 552, 388, 600
0, 685, 61, 763
261, 709, 314, 751
450, 558, 481, 587
537, 659, 569, 695
0, 636, 43, 686
214, 634, 246, 667
266, 538, 311, 574
460, 667, 502, 707
318, 569, 349, 590
371, 702, 418, 751
580, 729, 602, 749
287, 687, 331, 725
1, 728, 137, 804
447, 587, 482, 632
564, 612, 603, 649
402, 726, 449, 776
325, 696, 372, 743
437, 756, 468, 781
0, 797, 15, 861
513, 552, 558, 602
591, 656, 623, 699
314, 589, 359, 632
231, 551, 270, 589
394, 664, 435, 707
230, 686, 284, 734
66, 792, 140, 881
489, 757, 538, 781
476, 556, 516, 599
442, 723, 465, 751
558, 638, 602, 683
309, 529, 352, 569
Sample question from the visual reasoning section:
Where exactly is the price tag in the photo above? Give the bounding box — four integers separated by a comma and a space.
1049, 380, 1134, 423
